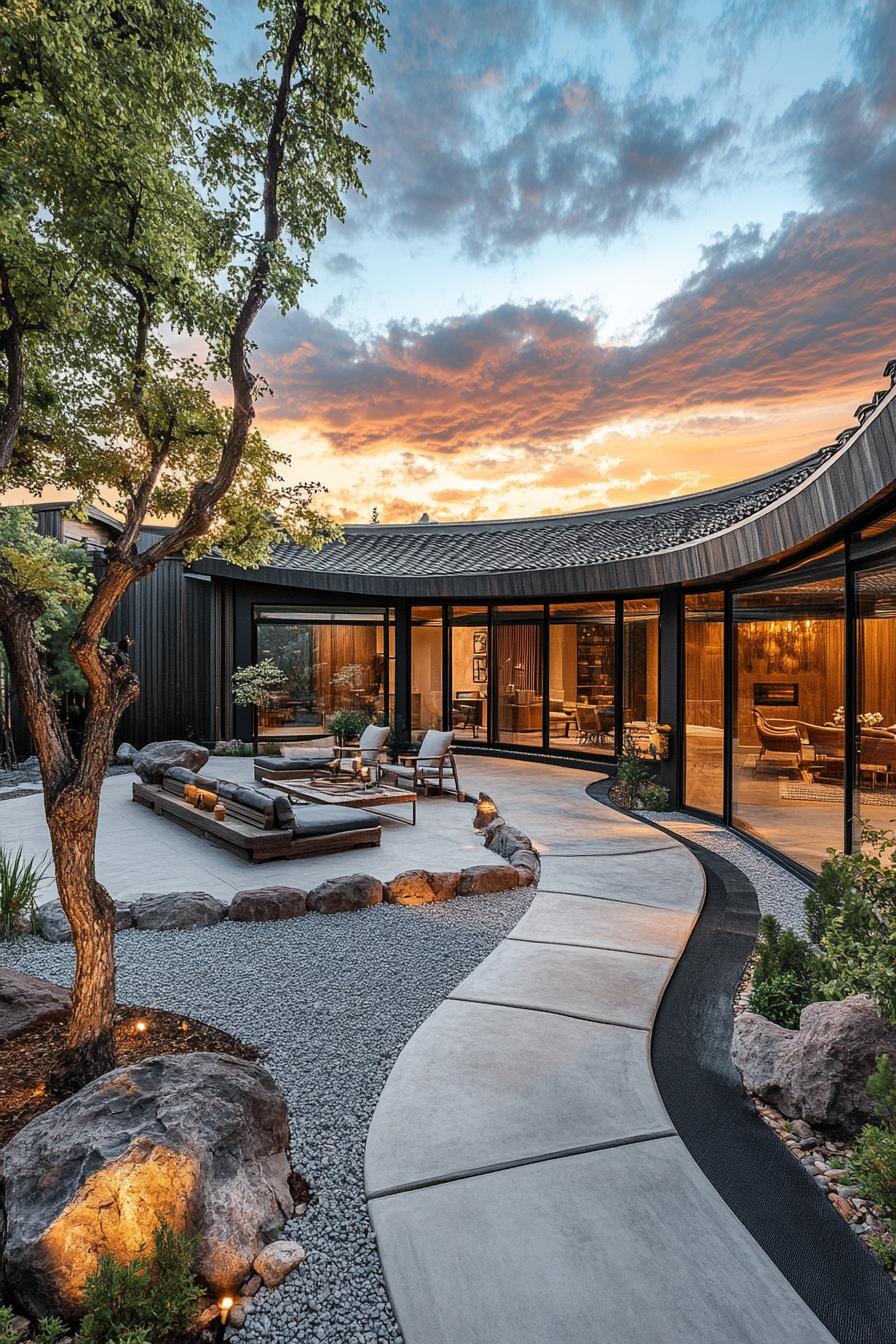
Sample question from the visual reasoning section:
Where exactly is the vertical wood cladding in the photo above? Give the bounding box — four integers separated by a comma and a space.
109, 563, 214, 746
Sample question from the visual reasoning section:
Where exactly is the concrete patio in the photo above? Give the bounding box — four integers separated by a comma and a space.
365, 756, 835, 1344
0, 756, 506, 906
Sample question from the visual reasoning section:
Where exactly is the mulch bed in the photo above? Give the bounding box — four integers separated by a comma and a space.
0, 1006, 257, 1146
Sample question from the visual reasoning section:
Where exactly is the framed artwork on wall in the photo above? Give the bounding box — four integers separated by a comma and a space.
473, 631, 487, 654
473, 656, 488, 683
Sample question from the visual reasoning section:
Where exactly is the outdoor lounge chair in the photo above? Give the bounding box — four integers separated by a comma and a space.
253, 735, 337, 782
378, 729, 461, 796
332, 723, 390, 772
134, 766, 380, 862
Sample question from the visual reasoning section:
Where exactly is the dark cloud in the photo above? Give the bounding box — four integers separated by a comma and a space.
357, 0, 738, 258
324, 252, 365, 278
258, 200, 895, 455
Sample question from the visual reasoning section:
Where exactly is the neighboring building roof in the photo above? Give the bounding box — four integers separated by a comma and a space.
193, 361, 896, 599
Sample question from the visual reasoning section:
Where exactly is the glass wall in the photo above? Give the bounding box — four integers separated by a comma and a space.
449, 606, 488, 741
411, 606, 443, 733
622, 599, 659, 752
855, 564, 896, 842
548, 602, 616, 753
732, 574, 845, 871
495, 606, 544, 746
684, 592, 725, 815
254, 606, 387, 739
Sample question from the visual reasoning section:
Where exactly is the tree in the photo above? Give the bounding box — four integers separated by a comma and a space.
0, 0, 386, 1092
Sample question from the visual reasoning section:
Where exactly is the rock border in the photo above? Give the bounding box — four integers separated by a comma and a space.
33, 793, 539, 940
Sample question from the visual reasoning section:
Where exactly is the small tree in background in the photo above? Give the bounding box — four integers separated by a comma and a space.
0, 0, 386, 1091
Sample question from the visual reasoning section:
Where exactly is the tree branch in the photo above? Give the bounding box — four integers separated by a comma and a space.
0, 261, 25, 478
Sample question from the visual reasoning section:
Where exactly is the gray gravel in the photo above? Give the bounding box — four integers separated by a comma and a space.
0, 886, 534, 1343
639, 810, 811, 936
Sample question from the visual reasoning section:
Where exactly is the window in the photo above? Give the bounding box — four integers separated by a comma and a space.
449, 606, 488, 741
684, 592, 724, 815
411, 606, 443, 733
622, 598, 659, 753
854, 565, 896, 844
548, 602, 616, 754
732, 574, 845, 871
254, 605, 387, 739
495, 606, 544, 746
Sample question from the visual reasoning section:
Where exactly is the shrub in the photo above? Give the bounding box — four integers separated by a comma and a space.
869, 1226, 896, 1272
34, 1320, 66, 1344
0, 845, 49, 940
231, 659, 285, 708
805, 826, 896, 1023
326, 708, 370, 744
79, 1223, 201, 1344
0, 1308, 17, 1344
613, 735, 654, 809
850, 1125, 896, 1213
212, 739, 255, 757
638, 782, 670, 811
748, 914, 823, 1028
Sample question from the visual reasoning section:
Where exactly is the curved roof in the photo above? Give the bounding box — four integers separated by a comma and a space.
199, 363, 896, 599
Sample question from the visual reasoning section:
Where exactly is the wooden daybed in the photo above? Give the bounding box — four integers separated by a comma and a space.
132, 767, 381, 863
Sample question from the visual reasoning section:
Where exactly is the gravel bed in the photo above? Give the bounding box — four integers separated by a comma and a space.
0, 886, 534, 1343
638, 810, 811, 936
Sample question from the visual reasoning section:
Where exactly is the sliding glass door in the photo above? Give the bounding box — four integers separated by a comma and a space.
495, 606, 544, 747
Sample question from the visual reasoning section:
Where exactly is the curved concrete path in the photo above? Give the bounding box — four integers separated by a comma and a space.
365, 757, 835, 1344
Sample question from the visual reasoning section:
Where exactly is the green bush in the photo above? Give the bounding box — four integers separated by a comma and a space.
805, 826, 896, 1022
748, 914, 823, 1028
613, 735, 654, 809
326, 708, 371, 745
850, 1055, 896, 1273
0, 846, 49, 940
851, 1124, 896, 1213
638, 782, 670, 811
79, 1223, 201, 1344
34, 1320, 66, 1344
869, 1226, 896, 1272
0, 1308, 17, 1344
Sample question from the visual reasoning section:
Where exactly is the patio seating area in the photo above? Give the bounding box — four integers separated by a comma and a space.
0, 756, 848, 1343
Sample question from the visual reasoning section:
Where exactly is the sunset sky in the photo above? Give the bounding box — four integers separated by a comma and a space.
211, 3, 894, 522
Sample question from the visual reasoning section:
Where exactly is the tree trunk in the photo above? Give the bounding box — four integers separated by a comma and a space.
45, 784, 117, 1096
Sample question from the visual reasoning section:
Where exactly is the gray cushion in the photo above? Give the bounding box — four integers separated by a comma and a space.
255, 754, 332, 772
164, 766, 219, 794
290, 804, 379, 837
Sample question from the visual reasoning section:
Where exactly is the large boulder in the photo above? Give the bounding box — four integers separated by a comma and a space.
732, 994, 896, 1131
132, 740, 209, 785
0, 1053, 293, 1319
306, 874, 383, 914
228, 887, 307, 923
484, 822, 533, 862
385, 870, 460, 906
0, 969, 70, 1041
35, 901, 72, 944
36, 899, 133, 942
132, 891, 227, 931
457, 865, 521, 897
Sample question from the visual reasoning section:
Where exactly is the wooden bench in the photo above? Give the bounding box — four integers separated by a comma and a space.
132, 780, 381, 863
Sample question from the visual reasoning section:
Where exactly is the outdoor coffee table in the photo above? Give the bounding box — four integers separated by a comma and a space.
262, 775, 417, 826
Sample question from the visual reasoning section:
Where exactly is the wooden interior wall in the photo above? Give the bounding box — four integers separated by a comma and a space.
684, 621, 724, 727
735, 620, 845, 743
411, 624, 442, 728
859, 617, 896, 725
